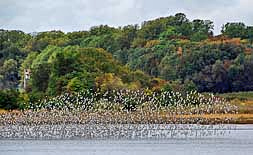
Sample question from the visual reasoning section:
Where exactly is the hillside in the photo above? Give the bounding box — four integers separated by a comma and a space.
0, 13, 253, 101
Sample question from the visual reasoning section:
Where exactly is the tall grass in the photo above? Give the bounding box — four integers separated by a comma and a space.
218, 92, 253, 101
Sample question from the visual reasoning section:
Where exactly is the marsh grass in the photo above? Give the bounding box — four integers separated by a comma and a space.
218, 92, 253, 101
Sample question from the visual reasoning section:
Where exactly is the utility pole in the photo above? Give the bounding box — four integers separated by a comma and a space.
24, 69, 31, 90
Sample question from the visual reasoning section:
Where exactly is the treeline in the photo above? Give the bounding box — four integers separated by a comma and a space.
0, 13, 253, 107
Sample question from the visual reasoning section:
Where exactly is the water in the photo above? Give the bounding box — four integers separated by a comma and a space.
0, 124, 253, 155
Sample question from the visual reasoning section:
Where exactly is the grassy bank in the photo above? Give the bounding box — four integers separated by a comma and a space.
218, 92, 253, 101
218, 92, 253, 114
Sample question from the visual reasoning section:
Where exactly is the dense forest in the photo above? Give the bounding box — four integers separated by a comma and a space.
1, 13, 253, 109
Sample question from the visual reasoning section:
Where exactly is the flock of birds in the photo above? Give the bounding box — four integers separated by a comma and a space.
0, 90, 238, 139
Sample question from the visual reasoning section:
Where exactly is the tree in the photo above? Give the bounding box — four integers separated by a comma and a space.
90, 25, 118, 36
66, 31, 89, 46
66, 77, 85, 93
159, 26, 179, 40
0, 90, 20, 110
190, 19, 214, 41
246, 26, 253, 44
172, 13, 193, 37
30, 63, 51, 92
95, 73, 125, 92
212, 60, 229, 92
190, 31, 208, 42
137, 17, 168, 40
0, 59, 19, 89
174, 13, 189, 25
192, 19, 214, 35
26, 30, 69, 52
117, 25, 138, 49
222, 22, 247, 38
159, 54, 179, 80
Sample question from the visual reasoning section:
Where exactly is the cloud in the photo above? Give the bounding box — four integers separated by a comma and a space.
0, 0, 252, 34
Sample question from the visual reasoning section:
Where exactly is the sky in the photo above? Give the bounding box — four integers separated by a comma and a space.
1, 0, 253, 34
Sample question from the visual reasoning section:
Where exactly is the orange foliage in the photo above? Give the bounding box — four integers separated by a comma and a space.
177, 47, 183, 56
203, 36, 242, 46
144, 40, 160, 48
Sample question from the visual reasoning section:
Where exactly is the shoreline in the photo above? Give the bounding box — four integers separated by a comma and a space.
1, 110, 251, 139
1, 110, 253, 125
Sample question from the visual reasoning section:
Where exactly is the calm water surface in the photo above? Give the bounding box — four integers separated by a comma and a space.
1, 125, 253, 155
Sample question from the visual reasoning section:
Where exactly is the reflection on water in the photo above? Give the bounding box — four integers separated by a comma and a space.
0, 125, 253, 155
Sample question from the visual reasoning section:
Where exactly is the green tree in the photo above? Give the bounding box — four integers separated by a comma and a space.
0, 90, 20, 110
0, 59, 19, 89
222, 22, 247, 38
246, 26, 253, 43
117, 25, 138, 49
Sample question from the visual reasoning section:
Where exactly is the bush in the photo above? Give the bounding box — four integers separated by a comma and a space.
162, 80, 197, 93
0, 90, 20, 110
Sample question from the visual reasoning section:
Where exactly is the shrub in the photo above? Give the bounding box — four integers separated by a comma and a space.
0, 90, 20, 110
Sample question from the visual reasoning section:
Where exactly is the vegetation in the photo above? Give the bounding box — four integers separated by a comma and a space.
219, 92, 253, 101
0, 13, 253, 110
218, 92, 253, 114
0, 90, 20, 110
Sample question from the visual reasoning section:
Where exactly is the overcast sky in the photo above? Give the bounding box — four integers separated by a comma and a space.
1, 0, 253, 34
